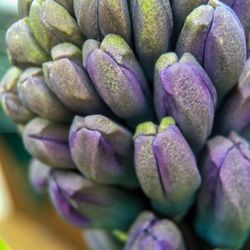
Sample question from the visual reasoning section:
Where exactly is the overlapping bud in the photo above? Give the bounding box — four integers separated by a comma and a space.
0, 67, 34, 124
195, 132, 250, 249
43, 43, 108, 115
171, 0, 250, 43
29, 0, 83, 53
125, 212, 186, 250
69, 115, 138, 187
18, 67, 72, 122
134, 117, 201, 218
6, 18, 49, 68
49, 170, 144, 230
74, 0, 131, 44
83, 34, 153, 127
2, 0, 250, 249
154, 52, 216, 153
176, 0, 247, 102
23, 117, 75, 168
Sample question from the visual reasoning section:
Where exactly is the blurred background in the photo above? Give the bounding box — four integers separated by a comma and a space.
0, 1, 87, 249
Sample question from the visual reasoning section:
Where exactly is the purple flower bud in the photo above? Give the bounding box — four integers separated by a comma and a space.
6, 18, 49, 68
49, 170, 144, 230
195, 132, 250, 249
18, 67, 72, 122
45, 56, 108, 115
216, 58, 250, 135
176, 0, 247, 102
125, 212, 186, 250
23, 117, 75, 169
134, 117, 201, 218
29, 0, 84, 53
154, 52, 216, 153
29, 158, 51, 192
85, 34, 153, 127
171, 0, 250, 44
130, 0, 173, 80
1, 93, 34, 124
74, 0, 131, 43
69, 115, 138, 187
84, 230, 123, 250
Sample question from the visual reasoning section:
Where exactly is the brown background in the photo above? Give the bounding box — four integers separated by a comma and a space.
0, 138, 89, 250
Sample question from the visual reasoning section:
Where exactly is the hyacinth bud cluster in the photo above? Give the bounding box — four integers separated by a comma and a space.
1, 0, 250, 249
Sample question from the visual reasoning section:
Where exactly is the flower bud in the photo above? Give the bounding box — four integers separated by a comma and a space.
130, 0, 173, 80
18, 67, 72, 122
176, 0, 247, 102
125, 212, 186, 250
49, 170, 144, 230
29, 0, 83, 53
0, 66, 34, 124
45, 56, 108, 115
1, 93, 34, 124
6, 18, 49, 68
195, 132, 250, 249
23, 117, 75, 168
74, 0, 131, 43
85, 34, 153, 127
216, 58, 250, 135
154, 52, 216, 153
171, 0, 250, 43
134, 117, 201, 218
29, 158, 51, 192
69, 115, 138, 187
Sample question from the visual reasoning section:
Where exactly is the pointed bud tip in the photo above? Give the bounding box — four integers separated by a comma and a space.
158, 116, 176, 132
134, 121, 157, 140
208, 0, 220, 8
155, 52, 178, 73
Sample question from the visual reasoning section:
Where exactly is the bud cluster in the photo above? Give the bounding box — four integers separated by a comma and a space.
1, 0, 250, 249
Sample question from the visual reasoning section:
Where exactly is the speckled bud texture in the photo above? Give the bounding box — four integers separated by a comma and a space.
1, 0, 250, 249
